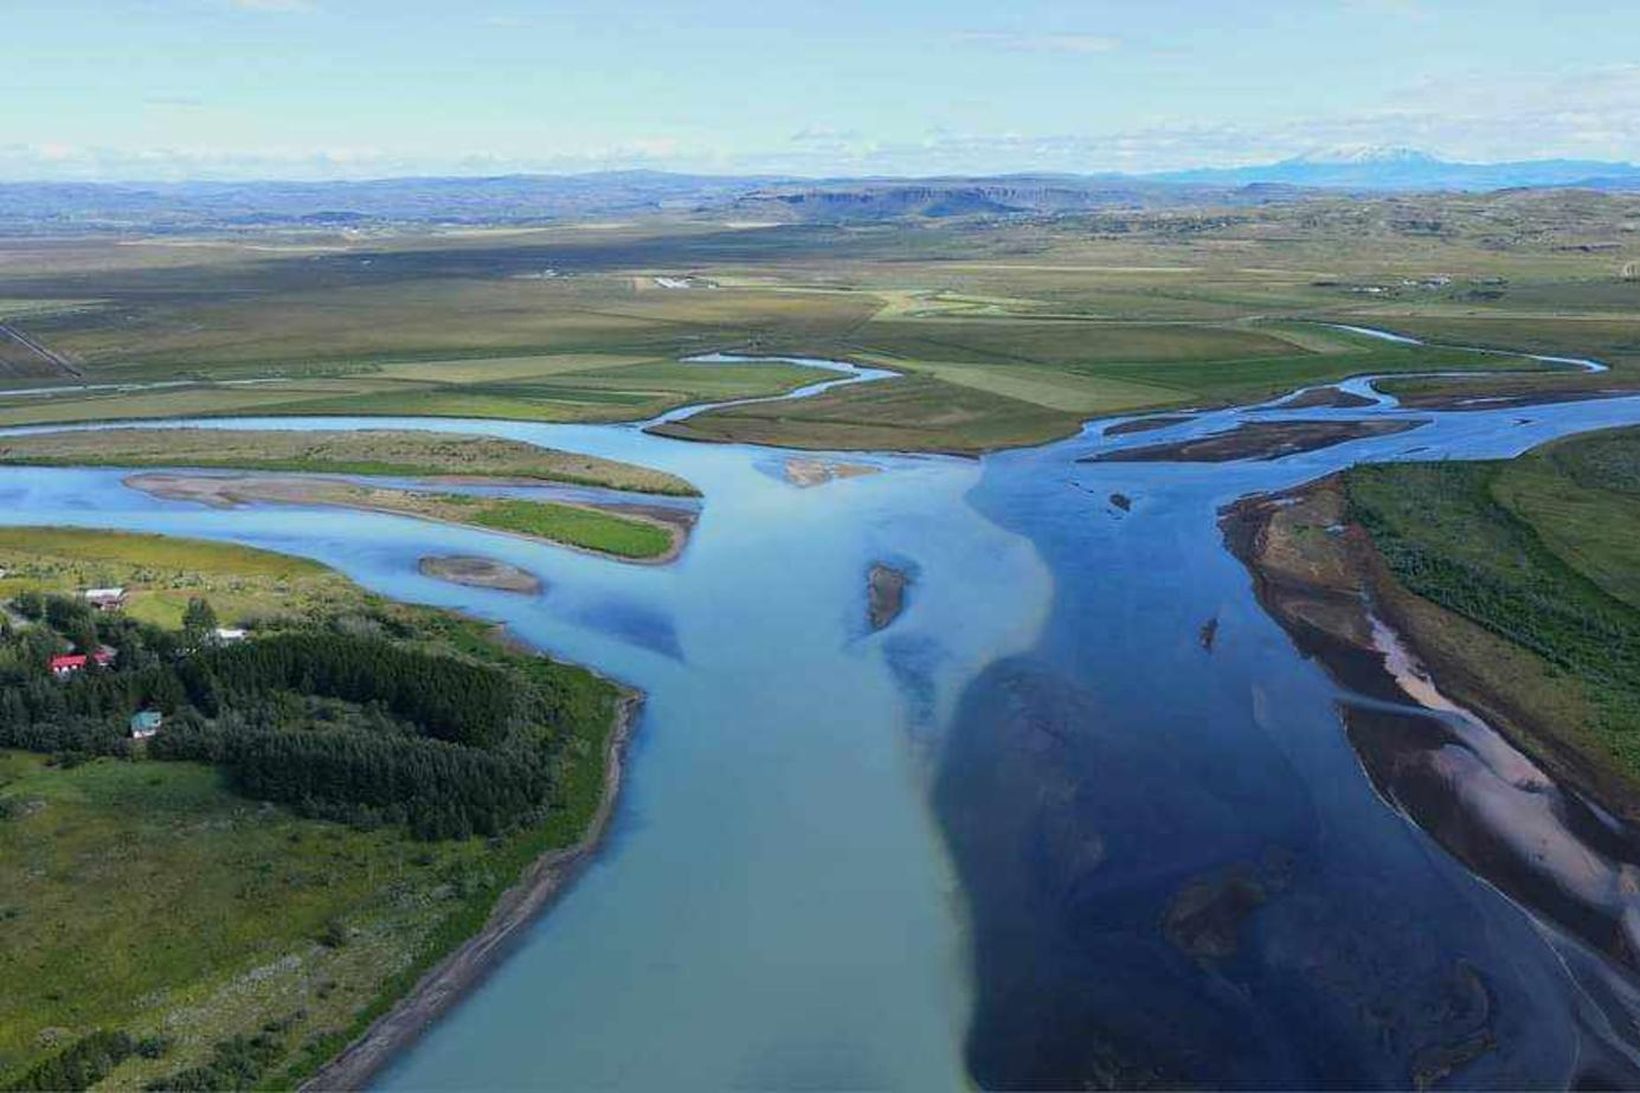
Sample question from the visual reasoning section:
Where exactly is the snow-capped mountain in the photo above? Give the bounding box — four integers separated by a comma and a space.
1283, 145, 1439, 166
1151, 148, 1640, 190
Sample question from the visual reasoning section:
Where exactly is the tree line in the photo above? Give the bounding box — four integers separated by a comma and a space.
0, 593, 584, 840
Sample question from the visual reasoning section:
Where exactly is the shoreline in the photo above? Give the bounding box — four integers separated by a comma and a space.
302, 689, 643, 1091
1221, 478, 1640, 968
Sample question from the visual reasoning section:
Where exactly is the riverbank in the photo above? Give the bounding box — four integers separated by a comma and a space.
0, 426, 700, 496
302, 691, 641, 1091
1222, 474, 1640, 968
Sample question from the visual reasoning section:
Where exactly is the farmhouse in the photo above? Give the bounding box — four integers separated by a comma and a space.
49, 649, 115, 677
83, 587, 127, 612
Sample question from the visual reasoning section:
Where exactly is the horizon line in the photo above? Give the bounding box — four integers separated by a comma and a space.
3, 152, 1640, 189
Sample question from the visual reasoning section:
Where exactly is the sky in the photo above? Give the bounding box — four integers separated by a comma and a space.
6, 0, 1640, 180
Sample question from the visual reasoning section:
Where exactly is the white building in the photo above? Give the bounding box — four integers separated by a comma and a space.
83, 587, 127, 612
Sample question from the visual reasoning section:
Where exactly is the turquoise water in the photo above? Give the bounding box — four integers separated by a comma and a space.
0, 411, 1047, 1089
6, 364, 1640, 1086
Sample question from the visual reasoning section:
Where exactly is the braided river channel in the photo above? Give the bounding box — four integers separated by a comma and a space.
8, 347, 1640, 1088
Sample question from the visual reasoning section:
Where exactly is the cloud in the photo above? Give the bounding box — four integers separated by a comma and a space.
953, 31, 1121, 56
5, 66, 1639, 182
749, 65, 1640, 175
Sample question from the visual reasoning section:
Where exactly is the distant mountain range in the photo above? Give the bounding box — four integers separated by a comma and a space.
1, 150, 1636, 232
1149, 146, 1640, 191
0, 171, 776, 229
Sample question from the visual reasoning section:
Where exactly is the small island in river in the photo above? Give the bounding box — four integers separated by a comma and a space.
1276, 386, 1378, 410
419, 554, 543, 594
1088, 418, 1426, 463
125, 472, 691, 563
783, 457, 881, 488
867, 563, 911, 631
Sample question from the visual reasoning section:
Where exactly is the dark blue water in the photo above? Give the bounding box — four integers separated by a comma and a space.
941, 394, 1640, 1087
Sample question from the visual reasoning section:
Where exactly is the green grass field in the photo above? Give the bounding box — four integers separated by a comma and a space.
652, 372, 1088, 453
469, 498, 674, 559
0, 526, 350, 629
0, 751, 484, 1088
1491, 427, 1640, 610
0, 355, 836, 430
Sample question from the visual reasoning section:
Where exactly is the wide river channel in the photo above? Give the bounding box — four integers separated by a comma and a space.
6, 354, 1640, 1088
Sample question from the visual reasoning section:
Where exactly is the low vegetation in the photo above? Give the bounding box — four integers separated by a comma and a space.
468, 498, 673, 559
0, 427, 698, 496
0, 191, 1634, 449
0, 528, 625, 1090
0, 526, 349, 631
1345, 425, 1640, 775
1492, 426, 1640, 609
651, 372, 1086, 453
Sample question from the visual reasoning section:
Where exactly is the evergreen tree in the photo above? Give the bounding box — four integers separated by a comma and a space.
182, 597, 219, 650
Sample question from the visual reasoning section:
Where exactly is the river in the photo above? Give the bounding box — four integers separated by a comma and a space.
5, 351, 1640, 1087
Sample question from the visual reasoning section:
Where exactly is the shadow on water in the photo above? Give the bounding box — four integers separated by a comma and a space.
934, 378, 1640, 1088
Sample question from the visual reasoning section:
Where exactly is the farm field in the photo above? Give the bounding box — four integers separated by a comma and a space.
0, 353, 834, 429
0, 191, 1634, 448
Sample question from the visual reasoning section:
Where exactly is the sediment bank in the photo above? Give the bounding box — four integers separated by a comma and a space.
1089, 419, 1425, 463
417, 555, 542, 594
1222, 478, 1640, 970
304, 692, 642, 1091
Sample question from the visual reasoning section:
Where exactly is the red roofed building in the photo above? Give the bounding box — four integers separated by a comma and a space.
50, 650, 114, 678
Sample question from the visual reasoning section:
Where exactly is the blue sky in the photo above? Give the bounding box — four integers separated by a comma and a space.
7, 0, 1639, 179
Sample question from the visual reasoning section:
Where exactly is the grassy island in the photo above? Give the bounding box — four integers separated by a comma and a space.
122, 473, 687, 564
0, 527, 629, 1090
